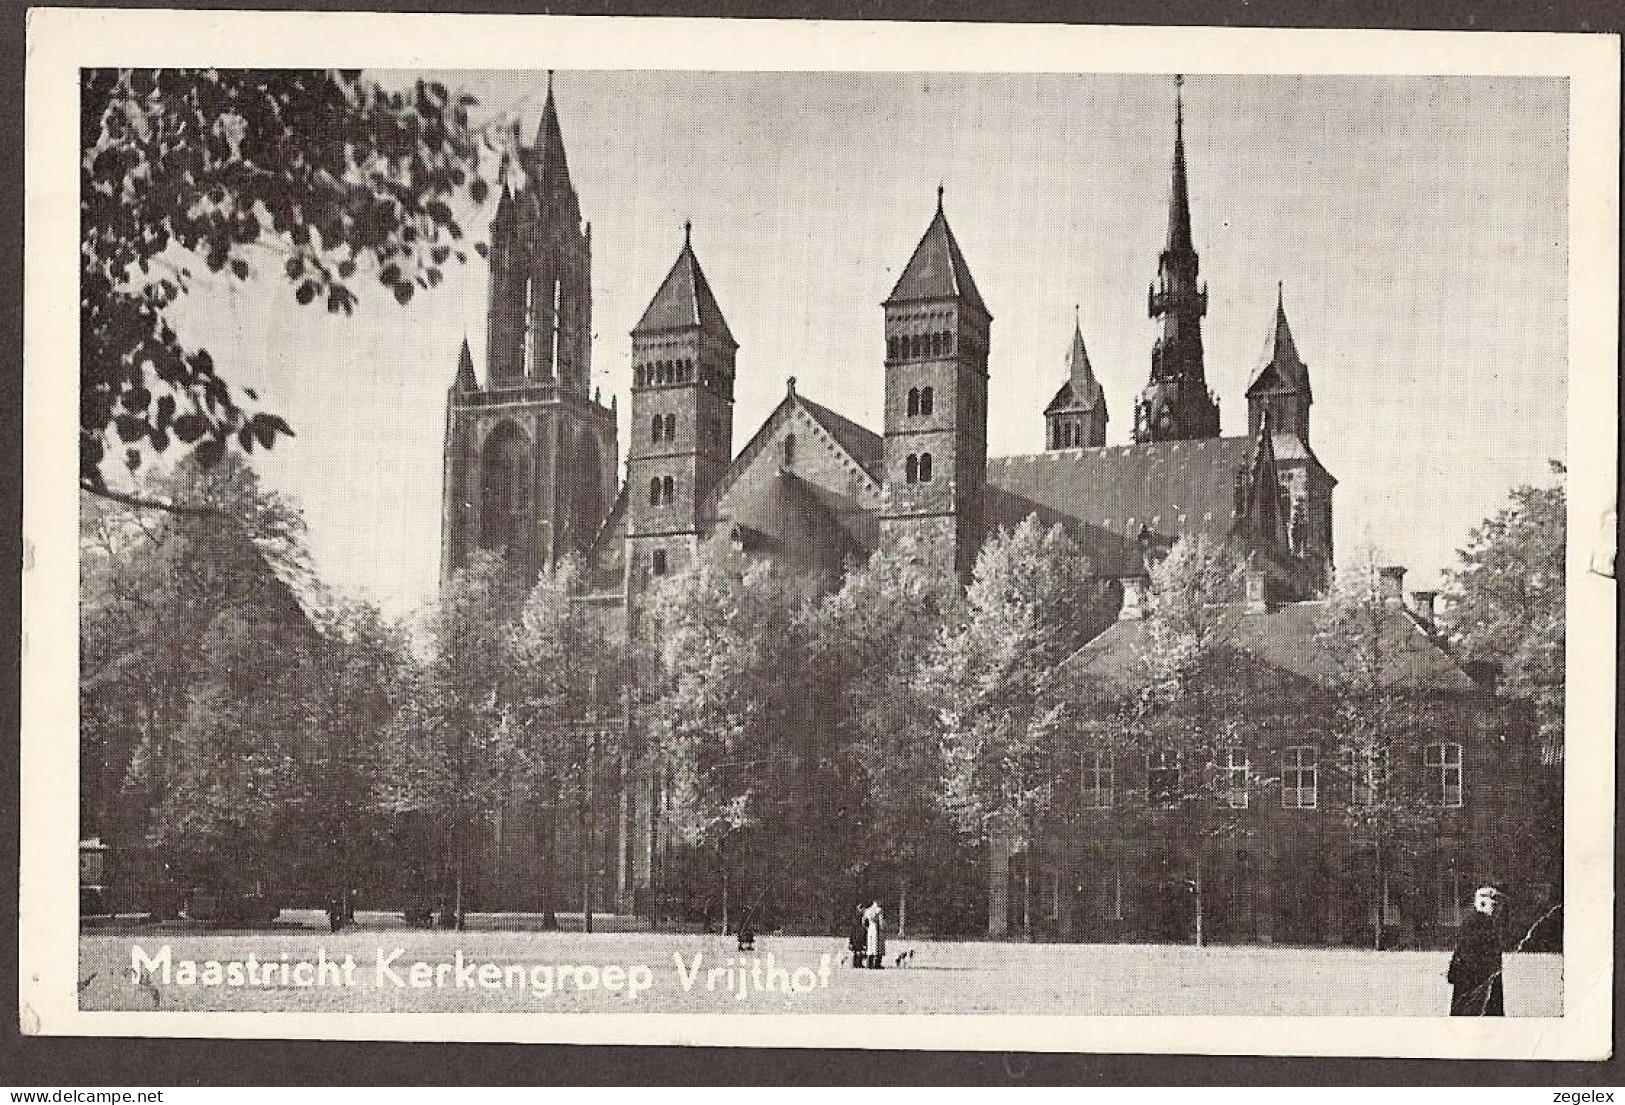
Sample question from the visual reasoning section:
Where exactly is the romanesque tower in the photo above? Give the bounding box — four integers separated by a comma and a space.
879, 189, 991, 583
1044, 312, 1109, 450
625, 223, 738, 591
441, 74, 619, 589
1134, 76, 1222, 443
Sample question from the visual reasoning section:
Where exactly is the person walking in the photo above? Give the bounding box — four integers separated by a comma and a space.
1448, 885, 1506, 1015
848, 903, 866, 968
862, 898, 886, 969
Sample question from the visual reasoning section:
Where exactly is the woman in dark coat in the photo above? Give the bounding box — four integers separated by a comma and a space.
1448, 886, 1505, 1016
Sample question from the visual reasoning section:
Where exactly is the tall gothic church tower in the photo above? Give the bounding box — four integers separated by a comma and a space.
880, 189, 991, 583
1135, 76, 1221, 443
441, 75, 619, 589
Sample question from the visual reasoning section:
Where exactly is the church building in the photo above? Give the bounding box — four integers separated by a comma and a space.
436, 75, 1526, 944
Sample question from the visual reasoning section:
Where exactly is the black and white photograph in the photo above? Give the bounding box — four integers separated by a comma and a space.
19, 10, 1617, 1058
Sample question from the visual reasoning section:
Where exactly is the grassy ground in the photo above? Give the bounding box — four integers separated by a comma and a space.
80, 911, 1562, 1017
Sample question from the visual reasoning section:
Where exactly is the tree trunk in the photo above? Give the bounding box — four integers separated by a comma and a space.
1022, 852, 1034, 942
539, 796, 558, 930
1373, 840, 1385, 952
720, 833, 730, 936
581, 763, 595, 935
898, 873, 909, 940
453, 818, 466, 932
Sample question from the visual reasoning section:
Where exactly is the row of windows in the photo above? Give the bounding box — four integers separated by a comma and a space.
904, 452, 934, 484
1052, 420, 1091, 449
906, 386, 935, 417
1078, 743, 1464, 811
636, 359, 693, 387
888, 331, 954, 362
648, 475, 675, 506
650, 413, 678, 442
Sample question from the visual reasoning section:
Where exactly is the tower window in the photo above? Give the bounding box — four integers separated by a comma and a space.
944, 331, 954, 355
651, 414, 663, 443
905, 454, 919, 484
662, 476, 675, 505
887, 337, 898, 361
652, 549, 668, 577
918, 452, 933, 482
930, 332, 942, 357
783, 433, 795, 467
907, 387, 920, 417
920, 387, 934, 416
664, 414, 676, 441
649, 477, 662, 506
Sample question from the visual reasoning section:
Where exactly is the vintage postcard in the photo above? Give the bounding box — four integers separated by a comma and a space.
20, 9, 1618, 1058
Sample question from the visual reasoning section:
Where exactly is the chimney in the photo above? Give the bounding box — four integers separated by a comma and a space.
1378, 565, 1406, 605
1409, 590, 1437, 632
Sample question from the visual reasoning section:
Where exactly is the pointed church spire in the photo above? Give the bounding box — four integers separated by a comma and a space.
1067, 313, 1103, 406
885, 190, 989, 317
633, 223, 736, 346
1166, 74, 1194, 254
530, 69, 573, 197
453, 336, 477, 391
1237, 406, 1286, 546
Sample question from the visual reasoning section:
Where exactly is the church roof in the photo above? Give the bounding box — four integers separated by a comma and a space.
885, 195, 989, 316
797, 395, 884, 483
985, 436, 1255, 577
1247, 286, 1310, 396
1064, 599, 1477, 696
633, 228, 737, 346
1044, 319, 1106, 415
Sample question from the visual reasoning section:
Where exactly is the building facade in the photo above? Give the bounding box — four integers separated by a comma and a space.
439, 76, 1539, 941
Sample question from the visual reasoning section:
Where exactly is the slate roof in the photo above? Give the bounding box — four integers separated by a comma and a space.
885, 200, 989, 316
984, 436, 1255, 577
633, 234, 737, 346
1064, 600, 1477, 695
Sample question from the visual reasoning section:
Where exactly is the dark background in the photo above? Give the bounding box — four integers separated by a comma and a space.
2, 0, 1620, 1086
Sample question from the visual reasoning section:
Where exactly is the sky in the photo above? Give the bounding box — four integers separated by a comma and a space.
167, 71, 1568, 616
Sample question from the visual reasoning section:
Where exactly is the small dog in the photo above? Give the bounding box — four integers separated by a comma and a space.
893, 948, 915, 968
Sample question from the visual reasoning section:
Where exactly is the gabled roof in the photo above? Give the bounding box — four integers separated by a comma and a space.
1065, 600, 1477, 696
633, 228, 737, 346
700, 384, 883, 525
1235, 411, 1285, 547
885, 195, 989, 317
985, 436, 1255, 577
1247, 286, 1310, 396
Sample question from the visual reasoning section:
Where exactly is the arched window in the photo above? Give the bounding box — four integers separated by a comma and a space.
905, 454, 919, 484
662, 475, 675, 505
664, 414, 676, 440
943, 331, 954, 355
649, 476, 662, 506
930, 332, 942, 357
652, 549, 668, 577
651, 415, 663, 442
907, 387, 920, 417
783, 433, 795, 467
887, 337, 898, 361
918, 452, 933, 482
912, 334, 924, 358
920, 387, 934, 416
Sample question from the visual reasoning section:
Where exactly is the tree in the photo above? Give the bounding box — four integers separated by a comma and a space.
81, 455, 318, 897
504, 556, 623, 932
936, 516, 1111, 940
1315, 552, 1439, 950
81, 69, 495, 498
1443, 461, 1565, 763
647, 538, 825, 933
816, 529, 959, 936
385, 549, 527, 930
1113, 533, 1252, 948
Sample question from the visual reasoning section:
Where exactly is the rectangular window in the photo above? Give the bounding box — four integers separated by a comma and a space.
1224, 748, 1249, 809
1147, 750, 1179, 806
1425, 742, 1464, 807
1081, 750, 1114, 809
1348, 746, 1390, 806
1282, 745, 1318, 809
1092, 861, 1124, 922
